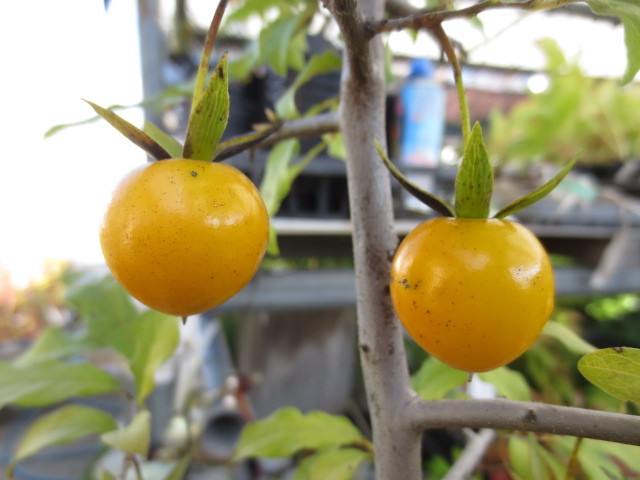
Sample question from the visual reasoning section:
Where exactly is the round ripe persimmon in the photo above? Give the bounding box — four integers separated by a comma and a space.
390, 217, 554, 373
100, 158, 269, 317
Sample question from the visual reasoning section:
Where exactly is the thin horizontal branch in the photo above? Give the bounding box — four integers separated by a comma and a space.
442, 429, 496, 480
372, 0, 581, 36
407, 398, 640, 446
254, 112, 339, 149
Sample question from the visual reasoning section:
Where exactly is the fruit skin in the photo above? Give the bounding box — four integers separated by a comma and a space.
100, 158, 269, 317
390, 217, 554, 373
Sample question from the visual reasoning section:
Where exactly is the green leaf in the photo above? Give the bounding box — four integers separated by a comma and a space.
0, 360, 121, 409
183, 53, 230, 161
454, 122, 493, 219
163, 454, 193, 480
411, 357, 467, 400
260, 139, 323, 255
64, 272, 138, 361
233, 407, 363, 461
493, 157, 576, 219
293, 448, 371, 480
98, 470, 117, 480
324, 132, 346, 161
10, 405, 117, 468
578, 347, 640, 403
84, 100, 171, 160
144, 121, 183, 159
259, 15, 302, 76
541, 321, 596, 355
275, 50, 342, 119
15, 327, 92, 367
374, 138, 455, 217
101, 410, 151, 456
259, 139, 302, 216
228, 40, 260, 81
588, 0, 640, 84
130, 310, 180, 404
479, 367, 531, 402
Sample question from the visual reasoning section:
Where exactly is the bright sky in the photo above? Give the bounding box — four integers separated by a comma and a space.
0, 1, 145, 287
0, 1, 630, 288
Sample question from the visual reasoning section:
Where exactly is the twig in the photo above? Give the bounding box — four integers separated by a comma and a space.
374, 0, 581, 36
254, 112, 340, 149
407, 398, 640, 446
564, 437, 583, 480
442, 429, 496, 480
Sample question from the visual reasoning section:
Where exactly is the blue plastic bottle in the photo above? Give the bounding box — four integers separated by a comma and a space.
397, 58, 446, 211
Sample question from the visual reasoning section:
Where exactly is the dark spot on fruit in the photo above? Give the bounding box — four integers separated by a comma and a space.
613, 346, 624, 353
191, 171, 198, 177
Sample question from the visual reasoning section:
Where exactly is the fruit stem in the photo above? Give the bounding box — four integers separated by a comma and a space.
191, 0, 230, 114
433, 23, 471, 148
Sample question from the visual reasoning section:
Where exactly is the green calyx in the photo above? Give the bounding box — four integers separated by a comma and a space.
85, 1, 279, 163
376, 121, 576, 220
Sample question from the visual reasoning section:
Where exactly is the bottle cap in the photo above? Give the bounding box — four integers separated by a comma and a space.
409, 58, 435, 79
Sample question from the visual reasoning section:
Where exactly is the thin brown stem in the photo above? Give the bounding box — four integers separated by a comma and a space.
191, 0, 229, 112
432, 23, 471, 147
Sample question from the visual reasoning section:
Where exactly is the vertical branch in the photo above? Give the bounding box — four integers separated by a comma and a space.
326, 0, 422, 478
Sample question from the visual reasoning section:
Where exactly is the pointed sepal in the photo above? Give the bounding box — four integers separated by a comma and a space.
183, 53, 230, 161
454, 122, 493, 219
374, 139, 455, 217
493, 157, 576, 219
83, 100, 171, 160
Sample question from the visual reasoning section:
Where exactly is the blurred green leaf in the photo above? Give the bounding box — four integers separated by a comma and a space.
259, 15, 301, 76
578, 347, 640, 403
0, 361, 121, 409
479, 367, 531, 402
260, 139, 324, 255
293, 448, 371, 480
130, 310, 180, 404
588, 0, 640, 84
102, 410, 151, 456
64, 272, 138, 360
541, 321, 596, 355
411, 357, 467, 400
183, 54, 230, 161
9, 405, 117, 471
234, 407, 363, 461
15, 327, 92, 367
98, 470, 117, 480
228, 41, 260, 81
163, 454, 193, 480
455, 122, 493, 219
260, 139, 300, 216
275, 50, 342, 119
144, 121, 183, 159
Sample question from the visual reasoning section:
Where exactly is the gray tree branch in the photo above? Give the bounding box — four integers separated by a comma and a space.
323, 0, 423, 479
408, 398, 640, 446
